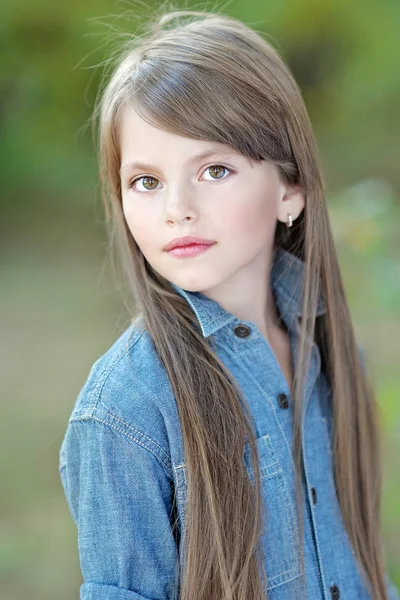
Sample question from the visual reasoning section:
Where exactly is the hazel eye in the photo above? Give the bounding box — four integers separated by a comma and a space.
203, 165, 231, 180
129, 175, 160, 192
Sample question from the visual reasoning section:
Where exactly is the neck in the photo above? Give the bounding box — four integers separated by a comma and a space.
200, 249, 282, 339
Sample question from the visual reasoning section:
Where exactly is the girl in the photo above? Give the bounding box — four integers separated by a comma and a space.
59, 9, 399, 600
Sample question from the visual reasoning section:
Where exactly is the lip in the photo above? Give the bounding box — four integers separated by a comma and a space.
163, 236, 216, 252
166, 244, 215, 258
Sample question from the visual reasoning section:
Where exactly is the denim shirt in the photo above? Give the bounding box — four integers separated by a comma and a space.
59, 246, 398, 600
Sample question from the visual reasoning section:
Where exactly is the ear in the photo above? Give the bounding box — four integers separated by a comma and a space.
276, 184, 305, 225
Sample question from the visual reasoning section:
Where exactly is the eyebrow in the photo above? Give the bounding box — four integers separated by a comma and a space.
119, 146, 237, 176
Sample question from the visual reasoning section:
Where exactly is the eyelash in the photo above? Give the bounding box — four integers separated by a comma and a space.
128, 164, 234, 193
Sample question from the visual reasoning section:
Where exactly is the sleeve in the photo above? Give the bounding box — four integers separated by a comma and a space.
386, 575, 400, 600
59, 416, 180, 600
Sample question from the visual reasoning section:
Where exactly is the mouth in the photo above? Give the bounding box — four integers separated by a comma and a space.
163, 236, 216, 252
165, 242, 216, 258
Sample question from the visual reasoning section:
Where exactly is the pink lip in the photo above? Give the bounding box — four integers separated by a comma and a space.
166, 243, 216, 258
163, 235, 216, 252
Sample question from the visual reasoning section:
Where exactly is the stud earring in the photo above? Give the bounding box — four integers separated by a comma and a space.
286, 213, 293, 228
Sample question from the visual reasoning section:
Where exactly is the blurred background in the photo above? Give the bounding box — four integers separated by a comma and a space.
1, 0, 399, 597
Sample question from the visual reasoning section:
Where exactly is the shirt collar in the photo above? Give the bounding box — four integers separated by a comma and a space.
171, 245, 326, 338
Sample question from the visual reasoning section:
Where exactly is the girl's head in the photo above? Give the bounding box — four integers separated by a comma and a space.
98, 9, 326, 293
93, 9, 388, 600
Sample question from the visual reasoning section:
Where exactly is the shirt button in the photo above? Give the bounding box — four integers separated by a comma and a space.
278, 393, 289, 409
234, 325, 251, 338
330, 584, 340, 599
311, 487, 317, 504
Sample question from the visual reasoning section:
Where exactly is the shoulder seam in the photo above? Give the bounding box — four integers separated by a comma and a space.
70, 407, 173, 478
80, 326, 147, 413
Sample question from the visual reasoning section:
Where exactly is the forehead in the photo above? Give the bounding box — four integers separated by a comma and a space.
118, 104, 245, 173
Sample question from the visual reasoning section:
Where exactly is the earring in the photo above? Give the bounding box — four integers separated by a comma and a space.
286, 213, 293, 228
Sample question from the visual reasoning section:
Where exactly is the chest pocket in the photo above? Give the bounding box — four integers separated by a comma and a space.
173, 434, 304, 592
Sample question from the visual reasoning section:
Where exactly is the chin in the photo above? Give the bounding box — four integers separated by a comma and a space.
171, 273, 220, 294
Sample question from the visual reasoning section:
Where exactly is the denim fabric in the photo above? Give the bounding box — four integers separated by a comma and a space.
59, 246, 398, 600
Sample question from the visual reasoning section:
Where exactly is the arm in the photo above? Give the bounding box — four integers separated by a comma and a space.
386, 575, 400, 600
59, 415, 180, 600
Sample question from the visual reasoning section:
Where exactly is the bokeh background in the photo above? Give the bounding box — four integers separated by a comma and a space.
1, 0, 399, 598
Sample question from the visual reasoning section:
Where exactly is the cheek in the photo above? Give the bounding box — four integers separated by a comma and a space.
122, 207, 153, 257
219, 191, 277, 238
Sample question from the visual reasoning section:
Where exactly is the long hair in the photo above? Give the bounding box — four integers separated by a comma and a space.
90, 8, 388, 600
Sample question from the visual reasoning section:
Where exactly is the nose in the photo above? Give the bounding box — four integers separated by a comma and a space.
164, 182, 199, 225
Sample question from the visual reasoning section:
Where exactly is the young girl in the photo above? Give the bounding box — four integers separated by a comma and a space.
59, 9, 399, 600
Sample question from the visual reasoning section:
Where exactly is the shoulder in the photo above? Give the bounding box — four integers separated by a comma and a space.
66, 315, 178, 462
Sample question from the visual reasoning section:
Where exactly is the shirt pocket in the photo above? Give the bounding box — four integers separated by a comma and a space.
174, 433, 304, 592
243, 433, 304, 591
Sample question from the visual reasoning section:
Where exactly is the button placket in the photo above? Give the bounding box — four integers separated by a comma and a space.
233, 323, 296, 413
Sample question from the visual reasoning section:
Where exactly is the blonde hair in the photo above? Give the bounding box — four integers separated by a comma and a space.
90, 7, 388, 599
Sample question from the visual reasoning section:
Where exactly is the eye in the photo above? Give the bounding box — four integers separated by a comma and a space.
128, 175, 160, 193
202, 165, 232, 181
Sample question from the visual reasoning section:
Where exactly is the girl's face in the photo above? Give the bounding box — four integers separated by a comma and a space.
119, 105, 302, 294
